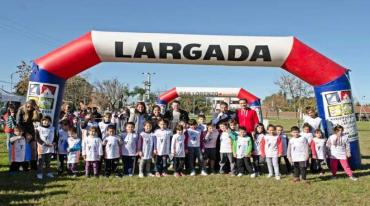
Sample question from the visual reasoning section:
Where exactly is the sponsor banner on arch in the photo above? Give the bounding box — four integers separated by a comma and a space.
26, 81, 59, 123
322, 89, 358, 141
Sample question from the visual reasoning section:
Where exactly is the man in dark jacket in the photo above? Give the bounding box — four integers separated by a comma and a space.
164, 100, 189, 130
211, 101, 235, 127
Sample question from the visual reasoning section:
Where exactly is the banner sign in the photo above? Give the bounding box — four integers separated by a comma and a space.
26, 81, 59, 123
322, 90, 358, 141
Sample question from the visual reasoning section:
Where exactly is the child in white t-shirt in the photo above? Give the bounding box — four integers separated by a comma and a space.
219, 122, 235, 175
154, 119, 172, 177
171, 125, 188, 177
9, 126, 27, 174
67, 127, 81, 177
82, 126, 103, 177
287, 126, 309, 182
311, 129, 327, 175
35, 116, 56, 180
326, 125, 357, 181
121, 122, 139, 176
103, 125, 122, 177
138, 121, 157, 178
260, 125, 283, 180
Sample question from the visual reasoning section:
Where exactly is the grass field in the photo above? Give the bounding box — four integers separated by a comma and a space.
0, 119, 369, 206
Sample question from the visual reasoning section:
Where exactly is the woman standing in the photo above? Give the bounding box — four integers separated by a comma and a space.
149, 105, 163, 132
16, 100, 42, 170
128, 102, 149, 135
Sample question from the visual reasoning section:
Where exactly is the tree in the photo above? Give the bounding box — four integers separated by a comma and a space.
95, 79, 129, 110
177, 95, 211, 115
15, 61, 32, 96
63, 75, 94, 109
274, 74, 314, 120
131, 86, 146, 102
262, 91, 289, 119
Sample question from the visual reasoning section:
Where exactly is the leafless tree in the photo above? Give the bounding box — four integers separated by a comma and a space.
95, 79, 129, 110
274, 74, 314, 121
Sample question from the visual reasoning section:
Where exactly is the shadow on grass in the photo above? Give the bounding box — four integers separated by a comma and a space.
0, 170, 69, 206
0, 191, 68, 206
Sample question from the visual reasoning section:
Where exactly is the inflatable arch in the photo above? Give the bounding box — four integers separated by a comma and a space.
158, 87, 263, 122
27, 31, 360, 168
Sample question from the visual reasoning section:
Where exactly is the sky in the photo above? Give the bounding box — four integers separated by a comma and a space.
0, 0, 369, 103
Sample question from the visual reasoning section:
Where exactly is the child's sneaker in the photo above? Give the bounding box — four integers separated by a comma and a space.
319, 172, 324, 176
138, 173, 144, 178
147, 173, 154, 177
275, 176, 281, 180
37, 173, 43, 180
190, 171, 196, 176
180, 172, 185, 176
155, 172, 161, 177
237, 173, 243, 177
174, 172, 180, 177
128, 174, 133, 177
267, 174, 273, 178
250, 173, 256, 178
47, 173, 54, 178
201, 170, 208, 176
349, 176, 358, 181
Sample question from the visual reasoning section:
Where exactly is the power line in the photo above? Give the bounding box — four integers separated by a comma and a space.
0, 15, 61, 47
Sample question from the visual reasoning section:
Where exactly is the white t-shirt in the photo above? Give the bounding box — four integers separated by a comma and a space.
288, 136, 309, 162
300, 132, 313, 145
312, 138, 327, 160
67, 137, 81, 164
253, 133, 264, 156
263, 135, 280, 158
139, 132, 156, 160
103, 135, 121, 159
220, 132, 232, 153
187, 128, 201, 148
99, 121, 112, 138
327, 134, 349, 160
154, 129, 172, 155
171, 133, 186, 157
58, 129, 69, 155
121, 133, 139, 156
10, 136, 26, 162
236, 136, 252, 159
204, 130, 219, 148
82, 136, 103, 161
303, 115, 322, 131
37, 126, 55, 154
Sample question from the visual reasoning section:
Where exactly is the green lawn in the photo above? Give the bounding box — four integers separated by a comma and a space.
1, 120, 370, 206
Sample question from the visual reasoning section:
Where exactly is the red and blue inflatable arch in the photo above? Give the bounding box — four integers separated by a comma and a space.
27, 31, 360, 168
158, 87, 263, 121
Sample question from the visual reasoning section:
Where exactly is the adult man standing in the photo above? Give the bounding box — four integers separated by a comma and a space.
211, 102, 235, 126
235, 99, 259, 135
302, 106, 323, 133
164, 100, 189, 130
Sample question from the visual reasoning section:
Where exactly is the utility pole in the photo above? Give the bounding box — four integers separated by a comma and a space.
142, 72, 155, 103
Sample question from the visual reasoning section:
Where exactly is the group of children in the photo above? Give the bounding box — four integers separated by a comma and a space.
8, 112, 358, 182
